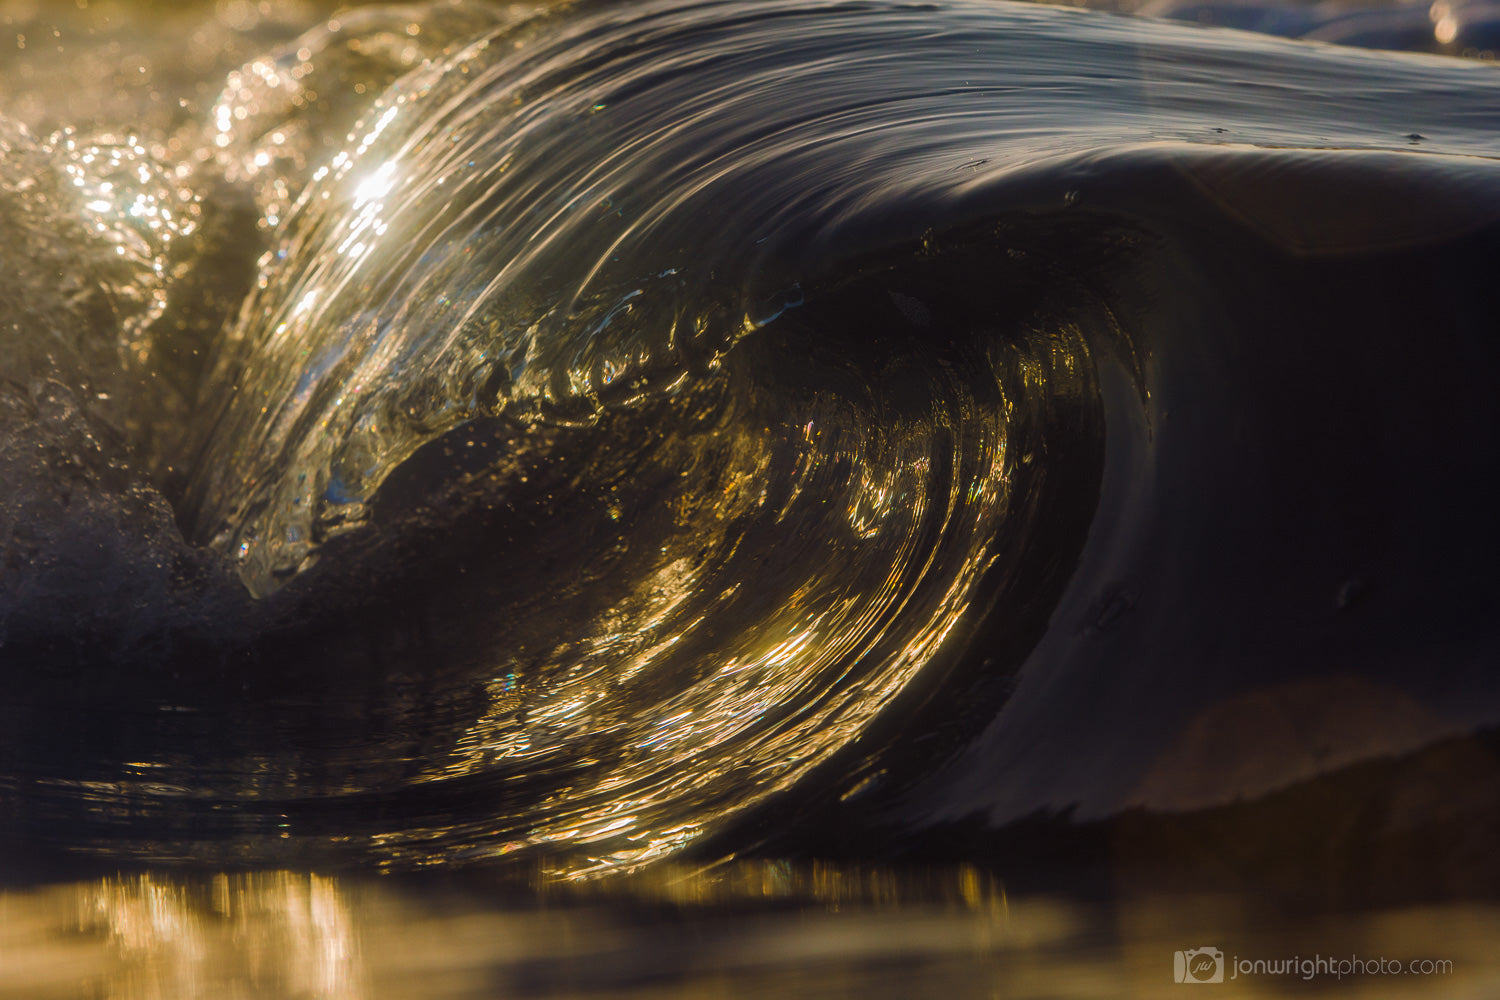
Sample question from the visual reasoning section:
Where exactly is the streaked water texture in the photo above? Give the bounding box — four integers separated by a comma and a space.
2, 0, 1500, 892
179, 0, 1500, 589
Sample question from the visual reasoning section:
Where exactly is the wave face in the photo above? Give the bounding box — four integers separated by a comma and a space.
4, 0, 1500, 879
174, 0, 1500, 590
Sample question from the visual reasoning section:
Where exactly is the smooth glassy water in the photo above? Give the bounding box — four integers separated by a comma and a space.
3, 0, 1500, 995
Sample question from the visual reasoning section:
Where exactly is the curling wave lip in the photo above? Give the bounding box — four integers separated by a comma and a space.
0, 0, 1498, 895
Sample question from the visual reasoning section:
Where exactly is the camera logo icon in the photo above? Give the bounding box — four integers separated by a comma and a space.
1174, 946, 1225, 983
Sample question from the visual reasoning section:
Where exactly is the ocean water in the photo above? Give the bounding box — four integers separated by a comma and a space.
2, 0, 1500, 995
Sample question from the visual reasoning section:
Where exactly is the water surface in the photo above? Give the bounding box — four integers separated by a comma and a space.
2, 0, 1500, 993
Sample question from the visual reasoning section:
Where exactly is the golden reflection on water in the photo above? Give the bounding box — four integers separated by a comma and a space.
2, 864, 1499, 998
2, 872, 360, 1000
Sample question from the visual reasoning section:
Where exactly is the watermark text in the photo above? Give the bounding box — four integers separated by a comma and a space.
1173, 947, 1452, 984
